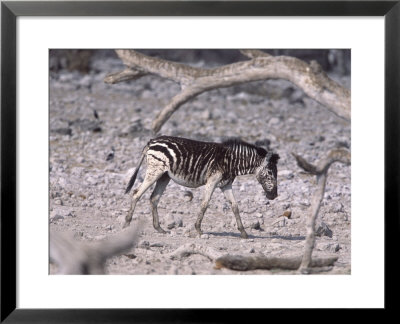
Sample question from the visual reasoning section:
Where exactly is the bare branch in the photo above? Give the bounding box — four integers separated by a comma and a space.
215, 254, 338, 271
239, 49, 272, 58
50, 220, 143, 274
292, 149, 350, 273
168, 243, 223, 261
104, 68, 146, 84
166, 243, 338, 272
152, 86, 206, 133
106, 50, 351, 133
293, 148, 351, 175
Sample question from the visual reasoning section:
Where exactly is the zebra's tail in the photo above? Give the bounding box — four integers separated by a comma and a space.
125, 145, 148, 194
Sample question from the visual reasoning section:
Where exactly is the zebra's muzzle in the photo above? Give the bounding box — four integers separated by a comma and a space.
261, 183, 278, 200
265, 191, 278, 200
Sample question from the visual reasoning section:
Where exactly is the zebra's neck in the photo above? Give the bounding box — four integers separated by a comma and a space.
223, 143, 263, 177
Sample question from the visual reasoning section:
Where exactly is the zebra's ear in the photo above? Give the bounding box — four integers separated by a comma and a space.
269, 153, 280, 164
254, 139, 271, 150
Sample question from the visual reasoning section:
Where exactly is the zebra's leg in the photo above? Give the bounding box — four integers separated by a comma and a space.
221, 183, 248, 239
124, 169, 165, 228
149, 173, 170, 234
195, 174, 221, 236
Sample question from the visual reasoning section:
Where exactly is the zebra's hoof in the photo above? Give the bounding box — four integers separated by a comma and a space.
240, 232, 249, 239
155, 226, 168, 234
122, 221, 131, 229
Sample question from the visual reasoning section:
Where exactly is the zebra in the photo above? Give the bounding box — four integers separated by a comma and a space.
124, 136, 279, 239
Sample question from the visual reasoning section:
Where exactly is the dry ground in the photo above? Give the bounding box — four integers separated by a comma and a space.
49, 51, 351, 275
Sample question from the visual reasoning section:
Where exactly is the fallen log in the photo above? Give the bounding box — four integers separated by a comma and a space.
215, 254, 338, 271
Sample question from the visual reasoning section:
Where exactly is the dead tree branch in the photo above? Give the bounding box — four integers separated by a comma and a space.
50, 221, 143, 274
215, 254, 338, 271
105, 50, 350, 133
168, 243, 223, 261
292, 149, 351, 273
167, 243, 338, 272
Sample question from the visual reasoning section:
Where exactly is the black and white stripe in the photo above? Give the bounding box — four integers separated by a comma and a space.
123, 136, 279, 239
143, 136, 267, 186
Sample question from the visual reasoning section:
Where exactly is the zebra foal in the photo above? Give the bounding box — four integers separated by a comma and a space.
124, 136, 279, 238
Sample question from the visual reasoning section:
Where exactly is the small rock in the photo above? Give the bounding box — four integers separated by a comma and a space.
319, 242, 341, 253
59, 73, 75, 83
275, 217, 286, 227
53, 198, 63, 206
316, 222, 333, 238
66, 211, 76, 218
69, 118, 102, 133
78, 75, 92, 88
167, 219, 183, 229
168, 265, 179, 275
150, 242, 164, 248
166, 216, 183, 230
139, 241, 150, 249
119, 119, 147, 138
268, 117, 280, 126
279, 170, 294, 179
251, 221, 261, 230
106, 147, 115, 161
249, 248, 255, 253
200, 234, 209, 239
51, 128, 72, 136
183, 191, 193, 202
141, 90, 152, 99
124, 254, 137, 259
73, 232, 84, 239
50, 214, 64, 222
201, 110, 212, 120
299, 200, 310, 207
336, 140, 350, 149
282, 210, 292, 219
331, 202, 344, 213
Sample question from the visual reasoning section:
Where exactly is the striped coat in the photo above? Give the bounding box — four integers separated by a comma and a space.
124, 136, 279, 239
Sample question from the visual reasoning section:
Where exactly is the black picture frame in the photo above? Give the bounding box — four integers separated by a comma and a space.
1, 1, 399, 322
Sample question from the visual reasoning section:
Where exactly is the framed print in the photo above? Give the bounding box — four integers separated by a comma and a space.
1, 0, 399, 322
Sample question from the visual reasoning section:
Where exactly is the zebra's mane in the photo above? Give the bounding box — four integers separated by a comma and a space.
222, 138, 267, 157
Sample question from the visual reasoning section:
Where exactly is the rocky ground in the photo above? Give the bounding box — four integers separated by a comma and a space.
49, 50, 351, 275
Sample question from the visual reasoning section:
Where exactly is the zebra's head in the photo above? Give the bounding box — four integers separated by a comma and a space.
256, 151, 280, 200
